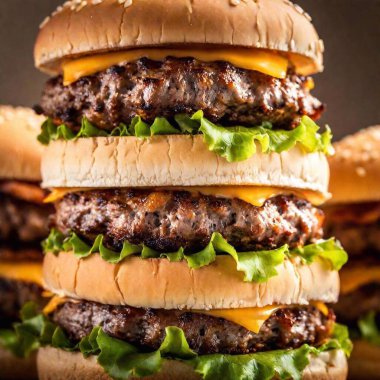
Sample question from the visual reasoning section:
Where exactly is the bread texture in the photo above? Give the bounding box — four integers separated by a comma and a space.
0, 106, 44, 181
43, 252, 339, 309
0, 347, 38, 380
328, 125, 380, 204
41, 137, 330, 196
37, 347, 347, 380
35, 0, 323, 75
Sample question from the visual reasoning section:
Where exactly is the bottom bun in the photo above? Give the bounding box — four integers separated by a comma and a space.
37, 347, 347, 380
348, 339, 380, 380
0, 347, 38, 380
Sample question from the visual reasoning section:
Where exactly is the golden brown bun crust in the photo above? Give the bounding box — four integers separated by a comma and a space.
41, 137, 330, 197
37, 347, 347, 380
0, 347, 38, 380
0, 106, 44, 181
347, 340, 380, 380
43, 252, 339, 309
328, 125, 380, 204
35, 0, 323, 75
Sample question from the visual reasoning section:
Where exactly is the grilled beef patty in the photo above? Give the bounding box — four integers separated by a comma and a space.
0, 193, 52, 243
334, 283, 380, 325
0, 277, 46, 326
53, 300, 334, 355
54, 190, 324, 253
37, 58, 323, 131
324, 202, 380, 256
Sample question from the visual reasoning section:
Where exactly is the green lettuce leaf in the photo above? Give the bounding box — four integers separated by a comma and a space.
43, 230, 347, 284
192, 344, 312, 380
317, 323, 353, 357
37, 113, 333, 162
2, 303, 352, 380
0, 303, 56, 358
358, 311, 380, 347
292, 238, 348, 270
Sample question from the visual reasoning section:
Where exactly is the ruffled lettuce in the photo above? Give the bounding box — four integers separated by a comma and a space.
42, 229, 348, 284
0, 303, 56, 358
37, 112, 333, 162
358, 311, 380, 346
0, 303, 352, 380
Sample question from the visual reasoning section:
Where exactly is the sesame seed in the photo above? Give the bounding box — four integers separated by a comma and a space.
356, 167, 367, 177
39, 16, 51, 29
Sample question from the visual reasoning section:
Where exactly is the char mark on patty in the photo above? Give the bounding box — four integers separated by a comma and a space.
52, 300, 334, 355
38, 57, 324, 132
54, 190, 324, 253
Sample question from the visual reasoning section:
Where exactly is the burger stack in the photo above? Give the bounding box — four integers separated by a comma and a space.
324, 126, 380, 379
0, 106, 52, 380
30, 1, 350, 379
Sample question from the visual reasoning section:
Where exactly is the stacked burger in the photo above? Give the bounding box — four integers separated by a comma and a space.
0, 106, 52, 379
324, 126, 380, 379
32, 1, 350, 379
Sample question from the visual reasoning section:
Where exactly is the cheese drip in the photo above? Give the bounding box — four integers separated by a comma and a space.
200, 302, 328, 333
0, 262, 43, 286
45, 186, 326, 207
63, 48, 288, 85
340, 267, 380, 295
43, 297, 328, 334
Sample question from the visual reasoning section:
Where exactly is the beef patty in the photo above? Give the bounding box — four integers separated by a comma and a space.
54, 190, 324, 253
0, 277, 46, 326
37, 57, 323, 131
324, 202, 380, 256
334, 283, 380, 325
53, 300, 334, 355
0, 192, 52, 243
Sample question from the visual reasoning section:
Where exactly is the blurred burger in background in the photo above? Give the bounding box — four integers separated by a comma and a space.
324, 125, 380, 379
0, 106, 52, 380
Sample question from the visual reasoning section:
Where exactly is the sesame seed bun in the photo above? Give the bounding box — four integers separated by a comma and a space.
34, 0, 323, 76
328, 126, 380, 204
0, 106, 44, 182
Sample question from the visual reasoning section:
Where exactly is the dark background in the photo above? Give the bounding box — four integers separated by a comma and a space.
0, 0, 379, 140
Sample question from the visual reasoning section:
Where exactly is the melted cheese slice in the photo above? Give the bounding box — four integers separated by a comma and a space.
340, 267, 380, 295
63, 48, 288, 85
0, 262, 43, 287
200, 305, 284, 334
200, 302, 328, 334
45, 186, 325, 207
43, 296, 69, 315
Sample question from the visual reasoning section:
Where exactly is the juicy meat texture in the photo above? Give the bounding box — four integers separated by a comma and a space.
325, 223, 380, 256
0, 246, 42, 262
334, 283, 380, 324
0, 193, 52, 243
53, 301, 334, 355
324, 202, 380, 256
38, 57, 324, 131
0, 277, 46, 326
54, 190, 324, 252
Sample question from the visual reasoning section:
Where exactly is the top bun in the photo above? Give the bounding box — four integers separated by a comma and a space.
0, 106, 44, 182
328, 126, 380, 204
35, 0, 323, 75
